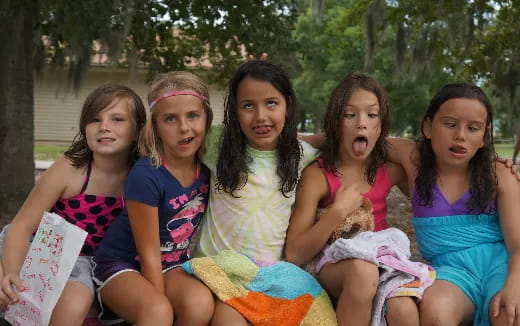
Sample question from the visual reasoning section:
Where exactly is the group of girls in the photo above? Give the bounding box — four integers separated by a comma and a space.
0, 57, 518, 326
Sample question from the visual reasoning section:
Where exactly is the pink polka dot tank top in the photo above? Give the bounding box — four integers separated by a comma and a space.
316, 158, 392, 231
50, 162, 124, 256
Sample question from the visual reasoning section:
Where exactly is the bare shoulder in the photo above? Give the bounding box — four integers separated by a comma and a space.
38, 157, 84, 191
495, 161, 518, 190
298, 161, 329, 198
386, 161, 405, 184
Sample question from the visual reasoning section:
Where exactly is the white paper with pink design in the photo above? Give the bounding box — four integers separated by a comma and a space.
5, 212, 87, 326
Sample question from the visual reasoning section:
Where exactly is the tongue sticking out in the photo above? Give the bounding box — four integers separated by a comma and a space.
353, 138, 368, 156
255, 126, 270, 134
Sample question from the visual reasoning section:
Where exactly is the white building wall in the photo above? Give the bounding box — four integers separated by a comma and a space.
34, 67, 225, 143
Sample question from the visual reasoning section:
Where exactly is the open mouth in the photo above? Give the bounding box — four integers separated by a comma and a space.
179, 137, 194, 145
253, 125, 272, 135
352, 136, 368, 156
449, 145, 467, 155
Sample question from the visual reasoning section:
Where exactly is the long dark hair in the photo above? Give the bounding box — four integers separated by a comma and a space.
216, 60, 302, 197
415, 83, 496, 213
320, 72, 391, 184
65, 84, 146, 167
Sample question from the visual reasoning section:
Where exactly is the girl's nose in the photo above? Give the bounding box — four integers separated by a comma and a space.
357, 115, 367, 129
455, 126, 466, 141
179, 118, 190, 132
255, 107, 267, 122
100, 119, 111, 131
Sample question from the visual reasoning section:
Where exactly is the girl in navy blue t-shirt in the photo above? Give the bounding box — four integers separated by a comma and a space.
93, 71, 214, 326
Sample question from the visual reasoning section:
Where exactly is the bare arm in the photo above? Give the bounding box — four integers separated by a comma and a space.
386, 161, 411, 197
126, 200, 165, 294
298, 133, 325, 149
489, 163, 520, 321
0, 158, 71, 304
387, 137, 417, 191
285, 163, 363, 266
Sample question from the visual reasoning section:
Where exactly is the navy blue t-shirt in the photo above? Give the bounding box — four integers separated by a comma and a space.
95, 157, 210, 269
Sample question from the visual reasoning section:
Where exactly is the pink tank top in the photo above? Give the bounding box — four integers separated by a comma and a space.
316, 158, 392, 231
50, 162, 124, 256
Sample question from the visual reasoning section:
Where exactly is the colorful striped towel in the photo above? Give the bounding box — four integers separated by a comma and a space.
182, 250, 337, 326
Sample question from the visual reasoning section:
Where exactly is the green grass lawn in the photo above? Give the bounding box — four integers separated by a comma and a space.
34, 144, 68, 161
495, 143, 514, 158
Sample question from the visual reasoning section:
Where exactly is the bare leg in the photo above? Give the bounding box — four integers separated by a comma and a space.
211, 300, 248, 326
386, 296, 419, 326
419, 280, 474, 326
164, 268, 214, 326
100, 271, 173, 326
319, 259, 379, 326
49, 281, 93, 326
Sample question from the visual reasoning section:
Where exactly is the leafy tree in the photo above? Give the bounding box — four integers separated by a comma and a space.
0, 0, 297, 214
293, 0, 520, 138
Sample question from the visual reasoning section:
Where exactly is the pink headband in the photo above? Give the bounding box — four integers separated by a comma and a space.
149, 90, 209, 110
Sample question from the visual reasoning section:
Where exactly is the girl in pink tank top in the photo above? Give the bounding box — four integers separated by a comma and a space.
285, 73, 417, 326
0, 84, 146, 325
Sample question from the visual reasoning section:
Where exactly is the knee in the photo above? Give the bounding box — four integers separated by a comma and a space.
419, 302, 453, 326
341, 260, 378, 301
51, 291, 93, 325
139, 295, 173, 323
386, 297, 418, 325
177, 286, 214, 323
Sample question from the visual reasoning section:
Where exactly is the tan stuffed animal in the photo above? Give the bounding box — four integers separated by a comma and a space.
316, 197, 375, 243
304, 198, 375, 276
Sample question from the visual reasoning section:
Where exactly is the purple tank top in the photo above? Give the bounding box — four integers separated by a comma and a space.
51, 162, 124, 256
412, 183, 496, 217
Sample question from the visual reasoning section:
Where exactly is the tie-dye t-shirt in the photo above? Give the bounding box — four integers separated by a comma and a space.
195, 125, 318, 264
96, 157, 210, 269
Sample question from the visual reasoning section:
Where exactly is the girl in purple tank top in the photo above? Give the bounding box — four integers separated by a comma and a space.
285, 72, 422, 326
388, 83, 520, 325
0, 84, 146, 325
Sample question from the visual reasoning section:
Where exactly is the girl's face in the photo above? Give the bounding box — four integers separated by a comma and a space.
423, 98, 487, 168
154, 94, 207, 162
85, 98, 137, 157
236, 77, 287, 151
340, 89, 382, 161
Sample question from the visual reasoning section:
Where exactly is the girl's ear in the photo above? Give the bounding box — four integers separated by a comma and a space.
422, 117, 432, 139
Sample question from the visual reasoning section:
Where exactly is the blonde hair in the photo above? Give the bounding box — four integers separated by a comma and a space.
139, 71, 213, 166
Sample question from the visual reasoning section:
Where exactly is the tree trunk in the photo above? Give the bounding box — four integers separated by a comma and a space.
0, 0, 37, 215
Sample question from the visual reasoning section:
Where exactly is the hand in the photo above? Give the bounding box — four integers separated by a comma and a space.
247, 53, 268, 61
0, 273, 25, 305
497, 157, 520, 181
489, 284, 520, 325
331, 184, 363, 220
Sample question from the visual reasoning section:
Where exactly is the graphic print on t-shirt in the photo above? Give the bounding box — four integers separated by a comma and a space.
160, 186, 208, 265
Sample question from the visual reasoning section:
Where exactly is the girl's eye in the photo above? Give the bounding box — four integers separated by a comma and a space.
112, 117, 125, 122
344, 112, 355, 118
267, 100, 277, 108
91, 117, 101, 123
165, 115, 176, 122
444, 122, 456, 128
243, 103, 254, 110
188, 112, 200, 120
468, 125, 481, 132
368, 113, 379, 118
